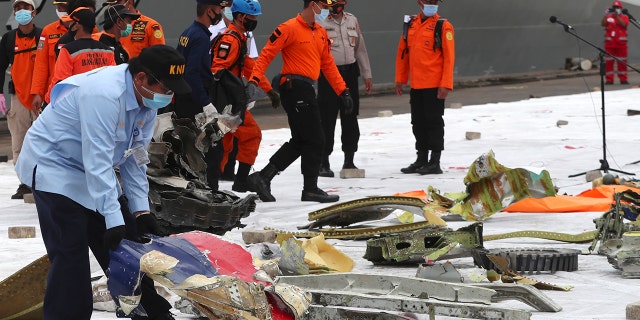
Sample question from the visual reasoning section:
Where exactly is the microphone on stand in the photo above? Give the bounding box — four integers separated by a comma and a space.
623, 8, 637, 22
549, 16, 575, 30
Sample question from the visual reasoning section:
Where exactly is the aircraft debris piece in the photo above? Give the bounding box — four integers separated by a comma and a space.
0, 254, 48, 320
484, 255, 573, 291
605, 231, 640, 278
147, 176, 257, 235
589, 190, 640, 255
276, 273, 531, 320
363, 223, 483, 264
302, 196, 445, 230
267, 221, 440, 240
472, 283, 562, 312
415, 262, 463, 283
473, 248, 581, 274
305, 307, 417, 320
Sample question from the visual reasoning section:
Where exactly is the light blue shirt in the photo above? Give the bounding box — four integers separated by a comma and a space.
15, 64, 157, 229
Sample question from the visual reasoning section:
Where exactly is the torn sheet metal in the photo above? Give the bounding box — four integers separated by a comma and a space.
363, 222, 483, 264
606, 231, 640, 278
302, 196, 444, 230
0, 254, 48, 320
276, 273, 531, 320
450, 150, 557, 221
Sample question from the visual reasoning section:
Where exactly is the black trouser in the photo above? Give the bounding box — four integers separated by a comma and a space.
409, 88, 445, 152
32, 169, 171, 319
269, 79, 324, 176
317, 63, 360, 156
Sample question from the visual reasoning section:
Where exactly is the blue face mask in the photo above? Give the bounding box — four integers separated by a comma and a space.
135, 82, 174, 110
120, 23, 132, 37
422, 4, 438, 17
224, 7, 233, 21
314, 2, 330, 21
15, 9, 33, 25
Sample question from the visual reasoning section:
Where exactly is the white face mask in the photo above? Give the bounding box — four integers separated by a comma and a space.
56, 10, 67, 19
224, 7, 233, 21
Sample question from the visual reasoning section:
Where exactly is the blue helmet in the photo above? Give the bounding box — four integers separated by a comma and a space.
231, 0, 261, 15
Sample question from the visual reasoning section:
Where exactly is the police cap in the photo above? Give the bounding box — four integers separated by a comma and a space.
197, 0, 232, 6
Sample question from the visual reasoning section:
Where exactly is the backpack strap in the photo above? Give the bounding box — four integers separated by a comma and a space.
433, 18, 446, 51
9, 27, 42, 59
211, 29, 247, 72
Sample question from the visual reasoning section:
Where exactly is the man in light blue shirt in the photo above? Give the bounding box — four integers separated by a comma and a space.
15, 45, 190, 320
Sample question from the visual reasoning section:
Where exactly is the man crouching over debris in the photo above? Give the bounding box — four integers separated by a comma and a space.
14, 45, 190, 320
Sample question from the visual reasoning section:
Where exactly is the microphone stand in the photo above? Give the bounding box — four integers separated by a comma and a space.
552, 22, 637, 177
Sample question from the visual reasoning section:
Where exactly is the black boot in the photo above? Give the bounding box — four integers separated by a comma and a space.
301, 174, 339, 202
342, 151, 358, 169
417, 151, 443, 175
11, 183, 31, 200
318, 157, 334, 178
232, 162, 253, 192
401, 150, 428, 174
247, 162, 278, 202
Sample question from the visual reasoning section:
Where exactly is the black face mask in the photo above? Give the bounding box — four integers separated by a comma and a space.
242, 17, 258, 32
208, 9, 222, 26
331, 4, 344, 15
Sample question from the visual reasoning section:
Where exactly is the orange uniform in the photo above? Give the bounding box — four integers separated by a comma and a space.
46, 38, 116, 101
249, 14, 346, 95
30, 20, 67, 100
120, 13, 165, 58
211, 23, 268, 170
0, 28, 39, 110
395, 13, 455, 90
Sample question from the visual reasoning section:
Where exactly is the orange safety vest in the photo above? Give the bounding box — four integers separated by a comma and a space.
250, 14, 346, 95
46, 38, 116, 101
10, 29, 39, 110
395, 13, 455, 90
31, 20, 67, 98
120, 13, 165, 58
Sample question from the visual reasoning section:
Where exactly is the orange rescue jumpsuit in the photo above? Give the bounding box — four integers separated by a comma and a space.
30, 19, 67, 107
211, 23, 270, 172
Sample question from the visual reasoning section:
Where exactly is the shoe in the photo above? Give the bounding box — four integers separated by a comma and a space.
621, 81, 630, 85
11, 184, 31, 200
342, 162, 358, 169
401, 161, 427, 174
605, 81, 614, 85
416, 163, 443, 175
319, 166, 335, 177
247, 172, 276, 202
301, 188, 339, 203
231, 180, 253, 193
220, 171, 235, 181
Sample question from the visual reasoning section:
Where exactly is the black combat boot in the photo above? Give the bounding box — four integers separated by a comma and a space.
318, 156, 334, 177
400, 150, 428, 174
301, 174, 339, 202
11, 183, 31, 200
417, 151, 443, 175
232, 162, 253, 192
342, 151, 358, 169
247, 162, 279, 202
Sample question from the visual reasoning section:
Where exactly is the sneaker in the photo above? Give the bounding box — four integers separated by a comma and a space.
11, 184, 31, 200
301, 188, 339, 203
621, 81, 630, 85
247, 172, 276, 202
318, 166, 335, 177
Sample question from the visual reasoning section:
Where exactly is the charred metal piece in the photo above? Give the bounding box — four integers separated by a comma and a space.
267, 221, 439, 240
148, 176, 257, 235
473, 248, 580, 274
302, 196, 428, 230
363, 223, 484, 264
